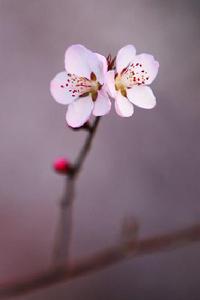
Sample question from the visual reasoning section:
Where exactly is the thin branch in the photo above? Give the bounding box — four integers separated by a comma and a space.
53, 177, 75, 264
73, 116, 101, 178
1, 224, 200, 298
53, 117, 101, 265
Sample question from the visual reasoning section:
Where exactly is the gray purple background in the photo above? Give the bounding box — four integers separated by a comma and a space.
0, 0, 200, 299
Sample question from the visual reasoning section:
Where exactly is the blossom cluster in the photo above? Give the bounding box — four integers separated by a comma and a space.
50, 44, 159, 128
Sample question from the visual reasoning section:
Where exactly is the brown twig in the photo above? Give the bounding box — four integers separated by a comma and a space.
1, 224, 200, 298
53, 117, 101, 265
53, 177, 75, 264
72, 116, 101, 178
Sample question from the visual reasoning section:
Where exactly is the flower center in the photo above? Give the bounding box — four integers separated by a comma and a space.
115, 74, 127, 97
89, 72, 101, 101
61, 72, 101, 101
114, 63, 150, 97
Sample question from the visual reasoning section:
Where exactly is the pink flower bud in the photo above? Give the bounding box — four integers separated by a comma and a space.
53, 158, 71, 174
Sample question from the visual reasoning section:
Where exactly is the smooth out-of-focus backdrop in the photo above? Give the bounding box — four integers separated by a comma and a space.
0, 0, 200, 299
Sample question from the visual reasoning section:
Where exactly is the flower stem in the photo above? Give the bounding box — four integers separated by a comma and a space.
53, 117, 101, 265
73, 116, 101, 178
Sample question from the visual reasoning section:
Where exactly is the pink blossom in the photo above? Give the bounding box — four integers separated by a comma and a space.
106, 45, 159, 117
50, 45, 111, 128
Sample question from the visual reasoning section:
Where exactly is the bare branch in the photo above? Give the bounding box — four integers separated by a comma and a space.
53, 177, 75, 264
53, 117, 101, 265
73, 116, 101, 178
1, 224, 200, 298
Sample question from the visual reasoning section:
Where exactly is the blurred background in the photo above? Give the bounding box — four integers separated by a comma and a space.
0, 0, 200, 299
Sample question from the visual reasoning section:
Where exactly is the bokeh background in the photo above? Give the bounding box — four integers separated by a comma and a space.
0, 0, 200, 299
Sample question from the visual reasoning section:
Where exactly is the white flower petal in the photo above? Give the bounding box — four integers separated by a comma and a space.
105, 70, 116, 98
93, 89, 111, 116
66, 96, 94, 128
127, 85, 156, 109
65, 44, 104, 84
115, 91, 134, 117
116, 45, 136, 73
50, 71, 77, 104
95, 53, 108, 75
65, 45, 91, 78
130, 53, 159, 85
